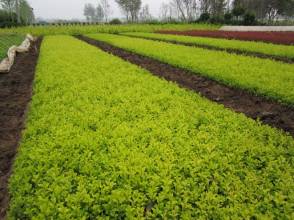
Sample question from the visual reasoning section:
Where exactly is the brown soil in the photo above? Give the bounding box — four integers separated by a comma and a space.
157, 30, 294, 45
122, 34, 294, 64
0, 38, 42, 220
76, 35, 294, 137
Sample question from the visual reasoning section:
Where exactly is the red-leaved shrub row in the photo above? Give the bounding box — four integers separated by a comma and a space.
156, 30, 294, 45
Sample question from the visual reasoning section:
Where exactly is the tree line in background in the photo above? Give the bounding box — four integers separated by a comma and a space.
1, 0, 293, 27
85, 0, 294, 25
84, 0, 159, 24
0, 0, 34, 27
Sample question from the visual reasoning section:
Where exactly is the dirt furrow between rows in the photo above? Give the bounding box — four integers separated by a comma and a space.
121, 34, 294, 64
76, 35, 294, 137
0, 38, 42, 220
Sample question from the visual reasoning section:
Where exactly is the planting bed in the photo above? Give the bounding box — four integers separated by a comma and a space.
157, 30, 294, 45
78, 35, 294, 136
0, 38, 41, 219
122, 32, 294, 63
86, 34, 294, 105
7, 35, 294, 219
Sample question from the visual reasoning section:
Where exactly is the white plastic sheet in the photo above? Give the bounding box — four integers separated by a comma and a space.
220, 26, 294, 32
0, 34, 37, 73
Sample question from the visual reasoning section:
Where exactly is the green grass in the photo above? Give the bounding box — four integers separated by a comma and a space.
87, 34, 294, 105
8, 35, 294, 219
122, 32, 294, 60
0, 34, 24, 60
0, 23, 219, 36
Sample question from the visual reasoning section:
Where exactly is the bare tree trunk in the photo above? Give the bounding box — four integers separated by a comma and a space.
174, 0, 187, 21
16, 0, 21, 24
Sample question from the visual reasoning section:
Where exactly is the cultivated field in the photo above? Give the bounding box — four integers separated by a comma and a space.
0, 24, 293, 219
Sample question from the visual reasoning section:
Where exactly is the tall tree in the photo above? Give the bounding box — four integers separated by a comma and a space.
95, 4, 104, 22
169, 0, 198, 21
210, 0, 227, 16
100, 0, 111, 22
115, 0, 142, 22
232, 0, 294, 21
160, 2, 175, 22
199, 0, 227, 16
139, 4, 152, 22
278, 0, 294, 17
19, 0, 34, 24
0, 0, 34, 24
199, 0, 211, 13
0, 0, 16, 21
84, 3, 96, 22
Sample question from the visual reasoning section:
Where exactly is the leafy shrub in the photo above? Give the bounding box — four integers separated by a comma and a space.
198, 13, 210, 22
0, 10, 18, 28
109, 18, 122, 25
209, 15, 224, 24
243, 12, 256, 25
224, 13, 233, 23
232, 6, 245, 19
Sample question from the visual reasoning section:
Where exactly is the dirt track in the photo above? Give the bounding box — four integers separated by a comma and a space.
77, 35, 294, 137
0, 38, 42, 220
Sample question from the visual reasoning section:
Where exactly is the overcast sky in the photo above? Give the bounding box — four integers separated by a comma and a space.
27, 0, 169, 20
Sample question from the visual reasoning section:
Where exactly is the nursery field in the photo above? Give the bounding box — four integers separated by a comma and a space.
0, 25, 294, 219
6, 35, 294, 219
